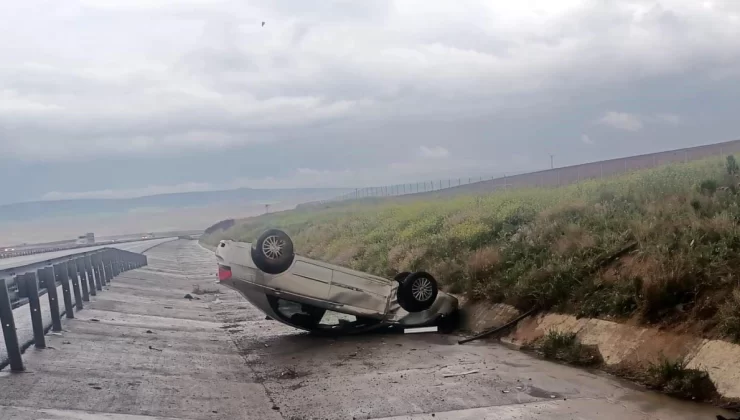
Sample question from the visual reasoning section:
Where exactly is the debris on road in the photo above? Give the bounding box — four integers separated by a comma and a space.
442, 370, 479, 378
404, 326, 438, 334
148, 345, 163, 352
145, 330, 153, 334
90, 319, 100, 322
184, 294, 193, 299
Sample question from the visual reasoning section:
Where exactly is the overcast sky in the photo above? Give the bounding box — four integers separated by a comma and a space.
2, 0, 740, 204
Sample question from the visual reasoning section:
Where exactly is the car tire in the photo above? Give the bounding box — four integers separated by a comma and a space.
393, 272, 410, 283
394, 272, 410, 309
397, 271, 438, 313
251, 229, 295, 274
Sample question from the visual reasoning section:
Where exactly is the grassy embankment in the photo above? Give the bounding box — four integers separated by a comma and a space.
202, 156, 740, 343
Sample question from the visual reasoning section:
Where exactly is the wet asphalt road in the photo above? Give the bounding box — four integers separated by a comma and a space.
0, 239, 734, 419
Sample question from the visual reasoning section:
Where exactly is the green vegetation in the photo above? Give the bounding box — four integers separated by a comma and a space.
203, 156, 740, 341
539, 330, 601, 366
718, 289, 740, 342
646, 357, 716, 400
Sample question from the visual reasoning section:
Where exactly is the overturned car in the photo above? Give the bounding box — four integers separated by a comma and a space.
215, 229, 458, 334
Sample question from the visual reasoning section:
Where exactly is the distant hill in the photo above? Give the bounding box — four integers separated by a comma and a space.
0, 187, 351, 222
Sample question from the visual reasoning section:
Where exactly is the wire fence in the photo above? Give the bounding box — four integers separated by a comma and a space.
319, 139, 740, 204
328, 173, 528, 201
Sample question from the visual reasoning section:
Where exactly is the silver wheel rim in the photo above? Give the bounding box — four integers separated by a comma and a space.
411, 277, 433, 302
262, 235, 285, 260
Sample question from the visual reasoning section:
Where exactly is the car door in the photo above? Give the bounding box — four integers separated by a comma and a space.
328, 268, 392, 313
267, 258, 333, 301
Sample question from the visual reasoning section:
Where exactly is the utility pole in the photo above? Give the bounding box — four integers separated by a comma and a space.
549, 154, 554, 169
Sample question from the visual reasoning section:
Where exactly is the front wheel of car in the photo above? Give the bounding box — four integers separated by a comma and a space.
251, 229, 295, 274
397, 271, 438, 312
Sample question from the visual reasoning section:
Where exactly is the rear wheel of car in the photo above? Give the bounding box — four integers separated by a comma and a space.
397, 271, 438, 312
394, 272, 411, 309
251, 229, 295, 274
393, 272, 410, 283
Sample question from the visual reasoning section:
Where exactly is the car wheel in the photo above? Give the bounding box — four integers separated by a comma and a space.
397, 271, 438, 312
394, 272, 410, 309
393, 272, 410, 283
251, 229, 295, 274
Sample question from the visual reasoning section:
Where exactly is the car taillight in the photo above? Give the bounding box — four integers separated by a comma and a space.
218, 265, 232, 282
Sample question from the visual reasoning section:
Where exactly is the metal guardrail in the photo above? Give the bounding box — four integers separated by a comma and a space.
0, 247, 147, 371
0, 238, 158, 259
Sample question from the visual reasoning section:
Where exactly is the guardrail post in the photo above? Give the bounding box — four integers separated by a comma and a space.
76, 258, 90, 302
104, 252, 113, 283
0, 277, 24, 371
67, 262, 83, 310
91, 253, 103, 288
41, 266, 63, 332
97, 253, 107, 287
112, 251, 121, 277
15, 273, 28, 299
25, 272, 46, 349
84, 256, 96, 296
55, 262, 74, 319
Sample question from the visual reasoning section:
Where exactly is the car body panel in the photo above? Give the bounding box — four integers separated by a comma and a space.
215, 238, 458, 334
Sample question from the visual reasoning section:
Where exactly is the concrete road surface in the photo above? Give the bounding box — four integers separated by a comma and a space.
0, 240, 733, 420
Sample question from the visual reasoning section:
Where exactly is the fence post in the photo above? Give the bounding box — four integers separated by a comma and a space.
55, 263, 74, 319
25, 272, 46, 349
0, 277, 24, 371
41, 266, 63, 332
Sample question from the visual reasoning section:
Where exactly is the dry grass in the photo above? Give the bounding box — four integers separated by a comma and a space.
646, 357, 717, 400
718, 289, 740, 342
539, 330, 602, 366
467, 246, 501, 276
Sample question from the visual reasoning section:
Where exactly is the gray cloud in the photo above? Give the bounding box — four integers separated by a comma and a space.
598, 112, 644, 132
2, 1, 740, 203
